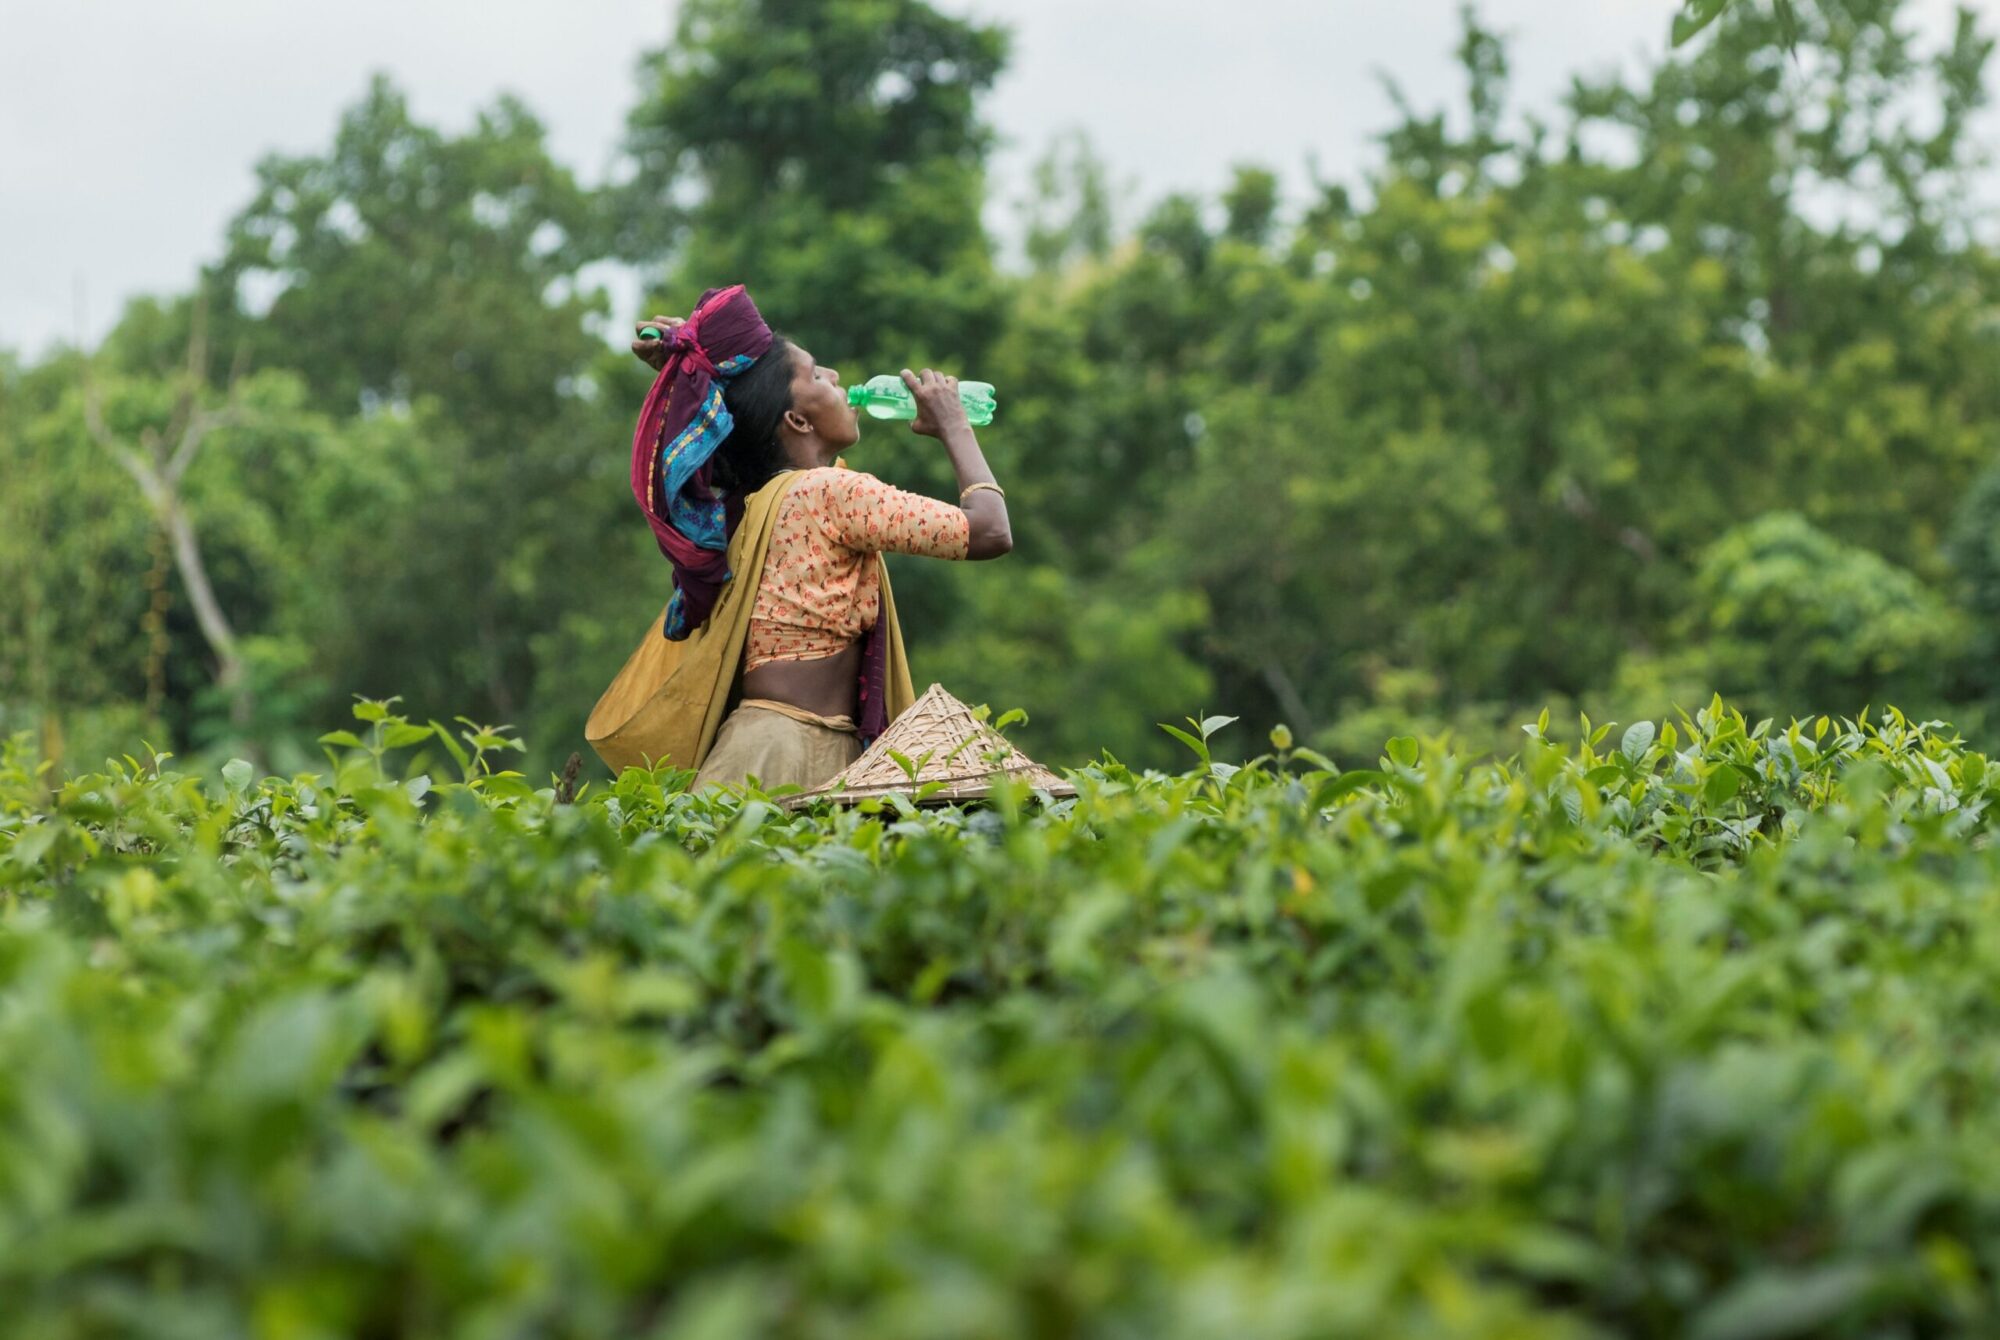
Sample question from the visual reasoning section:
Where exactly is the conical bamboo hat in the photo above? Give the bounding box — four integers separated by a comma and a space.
789, 683, 1077, 808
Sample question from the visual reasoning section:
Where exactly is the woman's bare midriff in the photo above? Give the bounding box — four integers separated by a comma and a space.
739, 640, 863, 720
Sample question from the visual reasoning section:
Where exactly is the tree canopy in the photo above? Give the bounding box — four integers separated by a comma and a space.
6, 0, 1999, 777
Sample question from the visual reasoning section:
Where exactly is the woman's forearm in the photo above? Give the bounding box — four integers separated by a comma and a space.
939, 424, 1012, 558
939, 423, 996, 488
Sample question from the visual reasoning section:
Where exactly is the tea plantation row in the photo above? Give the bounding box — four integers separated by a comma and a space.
3, 700, 1999, 1338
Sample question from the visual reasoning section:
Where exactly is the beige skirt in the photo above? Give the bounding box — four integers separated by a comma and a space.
690, 698, 864, 793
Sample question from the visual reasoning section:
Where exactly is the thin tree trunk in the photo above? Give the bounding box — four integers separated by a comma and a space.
160, 498, 253, 734
143, 523, 172, 719
82, 299, 260, 758
1260, 660, 1317, 740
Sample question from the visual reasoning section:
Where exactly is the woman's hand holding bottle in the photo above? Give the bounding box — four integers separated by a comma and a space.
901, 367, 972, 441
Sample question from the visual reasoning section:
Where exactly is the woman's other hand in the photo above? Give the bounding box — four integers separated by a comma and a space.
632, 315, 686, 371
902, 367, 970, 440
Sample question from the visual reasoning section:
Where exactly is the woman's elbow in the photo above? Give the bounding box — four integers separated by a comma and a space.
969, 525, 1013, 560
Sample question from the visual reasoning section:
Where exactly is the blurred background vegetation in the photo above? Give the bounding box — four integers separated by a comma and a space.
4, 0, 1998, 779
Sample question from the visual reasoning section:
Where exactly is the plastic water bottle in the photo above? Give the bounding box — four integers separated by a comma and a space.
847, 375, 996, 426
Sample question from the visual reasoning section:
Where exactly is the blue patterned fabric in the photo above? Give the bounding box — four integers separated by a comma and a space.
657, 351, 757, 639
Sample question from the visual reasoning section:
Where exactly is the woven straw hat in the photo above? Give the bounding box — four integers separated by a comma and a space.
788, 682, 1077, 808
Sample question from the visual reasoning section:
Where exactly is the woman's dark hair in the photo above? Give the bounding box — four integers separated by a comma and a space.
709, 336, 796, 495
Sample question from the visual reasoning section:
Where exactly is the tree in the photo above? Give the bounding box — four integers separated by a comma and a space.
80, 306, 258, 745
3, 318, 463, 766
206, 76, 603, 436
981, 0, 2000, 754
1021, 131, 1120, 273
1946, 462, 2000, 704
197, 77, 625, 743
619, 0, 1009, 373
1680, 511, 1963, 716
11, 0, 2000, 776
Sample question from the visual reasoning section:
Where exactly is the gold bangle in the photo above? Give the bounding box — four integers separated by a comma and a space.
960, 481, 1006, 503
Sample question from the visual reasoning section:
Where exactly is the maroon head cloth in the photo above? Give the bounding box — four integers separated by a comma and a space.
629, 284, 774, 639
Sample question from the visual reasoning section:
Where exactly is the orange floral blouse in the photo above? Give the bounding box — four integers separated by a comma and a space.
744, 466, 971, 671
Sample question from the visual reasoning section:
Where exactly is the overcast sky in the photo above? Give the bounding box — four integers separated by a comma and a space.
2, 0, 1990, 358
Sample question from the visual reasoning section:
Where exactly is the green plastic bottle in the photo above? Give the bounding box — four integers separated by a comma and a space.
847, 375, 996, 427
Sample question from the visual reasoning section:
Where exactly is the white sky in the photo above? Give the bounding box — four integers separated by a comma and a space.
1, 0, 1990, 358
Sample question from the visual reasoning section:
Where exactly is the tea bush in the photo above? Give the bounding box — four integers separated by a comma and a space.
4, 697, 2000, 1338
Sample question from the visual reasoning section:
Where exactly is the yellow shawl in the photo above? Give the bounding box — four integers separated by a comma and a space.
586, 467, 916, 775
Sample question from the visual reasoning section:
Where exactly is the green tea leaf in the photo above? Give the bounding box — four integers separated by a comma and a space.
428, 720, 472, 777
1621, 720, 1657, 762
381, 722, 434, 750
8, 823, 57, 871
1314, 770, 1389, 805
1689, 1263, 1877, 1340
1159, 723, 1208, 762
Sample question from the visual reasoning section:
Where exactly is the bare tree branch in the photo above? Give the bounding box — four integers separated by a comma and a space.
77, 305, 258, 751
165, 417, 211, 489
81, 363, 165, 508
185, 292, 209, 388
161, 499, 240, 669
166, 403, 246, 489
155, 296, 209, 474
1558, 477, 1660, 564
164, 302, 252, 487
1260, 660, 1318, 739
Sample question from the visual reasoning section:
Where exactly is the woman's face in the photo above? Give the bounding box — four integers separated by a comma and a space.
787, 345, 859, 457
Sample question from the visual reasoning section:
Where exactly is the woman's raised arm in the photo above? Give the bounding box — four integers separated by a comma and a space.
904, 367, 1012, 560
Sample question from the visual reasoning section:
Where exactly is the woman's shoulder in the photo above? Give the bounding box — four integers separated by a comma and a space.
789, 465, 887, 500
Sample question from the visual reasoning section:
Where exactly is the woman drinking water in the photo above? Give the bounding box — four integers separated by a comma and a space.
585, 283, 1011, 791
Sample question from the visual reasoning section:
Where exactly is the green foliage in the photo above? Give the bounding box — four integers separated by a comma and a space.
7, 698, 2000, 1334
1021, 131, 1119, 273
197, 76, 631, 745
1682, 512, 1964, 718
620, 0, 1009, 374
1051, 0, 2000, 744
207, 75, 604, 432
12, 0, 2000, 784
0, 352, 159, 719
1672, 0, 1739, 47
1672, 0, 1809, 50
1221, 166, 1281, 246
915, 561, 1212, 768
1946, 459, 2000, 697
